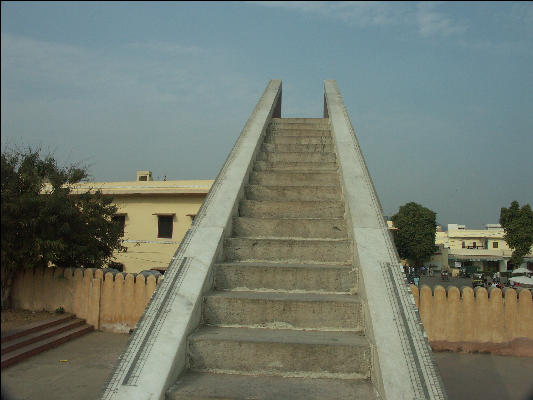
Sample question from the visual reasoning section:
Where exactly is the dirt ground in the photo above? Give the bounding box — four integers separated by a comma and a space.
1, 309, 59, 333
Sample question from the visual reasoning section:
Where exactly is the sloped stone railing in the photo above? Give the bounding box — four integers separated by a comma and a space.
101, 80, 282, 400
411, 284, 533, 356
11, 267, 162, 333
325, 80, 447, 399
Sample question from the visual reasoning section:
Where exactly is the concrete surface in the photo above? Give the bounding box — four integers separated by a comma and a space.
1, 331, 129, 400
433, 352, 533, 400
3, 331, 532, 400
167, 371, 376, 400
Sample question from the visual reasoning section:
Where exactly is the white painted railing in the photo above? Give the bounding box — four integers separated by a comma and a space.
102, 80, 282, 400
324, 80, 447, 400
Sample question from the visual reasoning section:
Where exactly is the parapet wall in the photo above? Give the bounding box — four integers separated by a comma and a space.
11, 267, 161, 333
411, 285, 533, 356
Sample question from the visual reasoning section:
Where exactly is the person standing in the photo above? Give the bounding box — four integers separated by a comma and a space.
413, 275, 420, 287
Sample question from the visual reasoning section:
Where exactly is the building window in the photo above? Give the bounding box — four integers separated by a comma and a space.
493, 242, 498, 249
158, 215, 173, 238
462, 241, 465, 248
112, 215, 126, 237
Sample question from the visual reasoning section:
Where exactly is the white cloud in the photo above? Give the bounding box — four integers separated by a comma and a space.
416, 3, 467, 37
251, 1, 468, 38
250, 1, 408, 27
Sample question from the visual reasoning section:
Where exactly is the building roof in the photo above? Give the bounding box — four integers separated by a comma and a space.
46, 180, 214, 196
447, 229, 504, 239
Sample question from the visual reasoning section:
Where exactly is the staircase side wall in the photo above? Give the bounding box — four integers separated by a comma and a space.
324, 80, 447, 400
101, 80, 282, 400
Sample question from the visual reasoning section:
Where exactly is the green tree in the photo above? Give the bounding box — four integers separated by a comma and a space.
1, 148, 124, 309
499, 201, 533, 268
391, 202, 437, 266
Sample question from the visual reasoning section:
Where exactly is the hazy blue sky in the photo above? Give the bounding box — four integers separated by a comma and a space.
2, 2, 532, 229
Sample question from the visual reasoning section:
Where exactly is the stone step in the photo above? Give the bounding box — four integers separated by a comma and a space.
224, 237, 352, 264
167, 371, 377, 400
245, 185, 341, 202
232, 217, 347, 239
1, 314, 75, 343
272, 117, 329, 125
266, 136, 333, 145
254, 161, 337, 172
249, 171, 339, 187
268, 128, 332, 136
203, 291, 363, 331
1, 324, 93, 369
269, 122, 329, 130
1, 318, 85, 355
257, 151, 336, 163
239, 200, 345, 218
262, 143, 334, 153
215, 262, 357, 293
188, 327, 371, 378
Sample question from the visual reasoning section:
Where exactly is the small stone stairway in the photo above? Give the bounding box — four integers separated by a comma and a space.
167, 118, 377, 399
1, 314, 93, 369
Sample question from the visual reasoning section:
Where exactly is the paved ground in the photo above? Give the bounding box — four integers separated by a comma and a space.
1, 331, 129, 400
434, 352, 533, 400
2, 331, 533, 400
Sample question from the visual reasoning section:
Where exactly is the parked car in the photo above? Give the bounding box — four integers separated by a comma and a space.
441, 271, 450, 281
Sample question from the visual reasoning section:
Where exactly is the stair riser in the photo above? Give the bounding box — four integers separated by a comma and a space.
249, 172, 339, 186
239, 201, 344, 218
167, 371, 378, 400
233, 218, 347, 239
266, 136, 333, 145
188, 339, 371, 376
1, 326, 93, 369
245, 186, 341, 202
215, 264, 357, 293
1, 315, 75, 343
262, 143, 334, 153
257, 152, 336, 163
203, 297, 363, 330
224, 239, 352, 264
254, 161, 337, 172
272, 118, 329, 124
1, 320, 85, 355
270, 124, 330, 131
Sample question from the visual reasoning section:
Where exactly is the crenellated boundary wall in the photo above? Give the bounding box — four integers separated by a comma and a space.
10, 267, 161, 333
411, 284, 533, 356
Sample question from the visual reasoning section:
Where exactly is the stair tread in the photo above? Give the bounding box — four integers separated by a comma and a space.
190, 326, 368, 346
227, 237, 350, 243
246, 184, 340, 189
1, 325, 92, 361
235, 216, 345, 221
168, 371, 377, 400
205, 290, 360, 303
1, 314, 75, 342
1, 318, 85, 350
216, 261, 354, 269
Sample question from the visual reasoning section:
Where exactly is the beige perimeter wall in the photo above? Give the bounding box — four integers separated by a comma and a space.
11, 267, 161, 333
411, 284, 533, 356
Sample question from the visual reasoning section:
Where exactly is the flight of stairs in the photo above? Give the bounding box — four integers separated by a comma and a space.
167, 118, 377, 399
1, 314, 93, 369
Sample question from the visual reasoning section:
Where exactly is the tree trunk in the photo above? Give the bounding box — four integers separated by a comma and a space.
1, 265, 17, 310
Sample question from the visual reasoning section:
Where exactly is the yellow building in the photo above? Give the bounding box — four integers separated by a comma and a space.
387, 220, 533, 273
436, 224, 533, 273
71, 171, 213, 273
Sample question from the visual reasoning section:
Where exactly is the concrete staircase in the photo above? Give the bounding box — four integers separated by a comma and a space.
167, 118, 377, 399
1, 314, 93, 369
